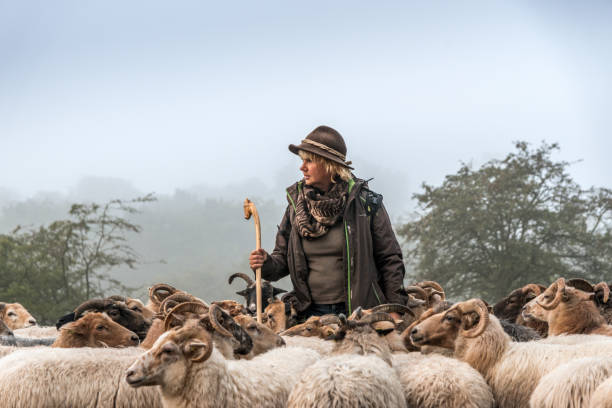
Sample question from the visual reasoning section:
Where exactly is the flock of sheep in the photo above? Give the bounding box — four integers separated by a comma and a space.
1, 275, 612, 407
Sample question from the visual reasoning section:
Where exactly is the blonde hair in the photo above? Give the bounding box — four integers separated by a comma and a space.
298, 150, 352, 183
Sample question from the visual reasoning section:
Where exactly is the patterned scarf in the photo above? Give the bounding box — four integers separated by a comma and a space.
294, 180, 349, 239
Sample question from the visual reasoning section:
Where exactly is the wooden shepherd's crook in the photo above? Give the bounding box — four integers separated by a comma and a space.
243, 198, 263, 323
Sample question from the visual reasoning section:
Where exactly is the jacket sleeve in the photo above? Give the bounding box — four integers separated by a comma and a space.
371, 202, 407, 305
261, 205, 291, 282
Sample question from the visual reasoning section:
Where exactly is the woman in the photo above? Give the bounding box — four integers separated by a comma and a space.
249, 125, 406, 319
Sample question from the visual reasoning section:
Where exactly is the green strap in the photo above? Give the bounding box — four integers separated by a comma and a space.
344, 220, 352, 315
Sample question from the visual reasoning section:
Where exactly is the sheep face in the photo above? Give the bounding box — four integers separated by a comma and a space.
233, 314, 285, 357
0, 303, 37, 330
409, 309, 459, 349
280, 316, 335, 339
126, 324, 212, 389
263, 299, 298, 333
492, 284, 544, 322
53, 312, 140, 348
228, 273, 287, 315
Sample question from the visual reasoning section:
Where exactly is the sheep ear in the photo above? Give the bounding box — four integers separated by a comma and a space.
0, 303, 5, 317
236, 290, 249, 297
561, 288, 569, 302
186, 340, 212, 363
273, 287, 287, 296
63, 320, 86, 336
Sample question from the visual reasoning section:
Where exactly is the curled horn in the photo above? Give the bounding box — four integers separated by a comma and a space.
208, 304, 233, 338
349, 306, 364, 320
149, 284, 178, 305
320, 314, 342, 326
228, 273, 254, 286
404, 286, 428, 301
594, 282, 610, 304
164, 302, 209, 331
106, 295, 127, 303
537, 278, 566, 310
361, 312, 396, 326
522, 284, 544, 296
418, 281, 445, 294
566, 278, 594, 293
370, 303, 416, 317
457, 299, 489, 338
73, 299, 107, 317
404, 308, 437, 337
160, 293, 200, 316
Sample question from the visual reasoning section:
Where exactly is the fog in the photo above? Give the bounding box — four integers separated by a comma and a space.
1, 1, 611, 300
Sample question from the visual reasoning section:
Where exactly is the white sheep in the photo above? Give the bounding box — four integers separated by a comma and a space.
392, 352, 494, 408
537, 333, 612, 345
529, 356, 612, 408
0, 347, 162, 407
126, 324, 320, 408
589, 374, 612, 408
413, 298, 612, 408
287, 354, 407, 408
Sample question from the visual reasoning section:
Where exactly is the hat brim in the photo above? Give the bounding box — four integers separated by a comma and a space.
288, 143, 354, 170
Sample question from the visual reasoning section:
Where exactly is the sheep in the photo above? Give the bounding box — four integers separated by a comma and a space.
392, 352, 494, 408
52, 312, 140, 348
0, 302, 37, 329
286, 354, 407, 408
107, 295, 155, 324
523, 277, 612, 336
232, 313, 285, 358
280, 315, 337, 339
538, 333, 612, 345
529, 356, 612, 408
56, 297, 151, 340
126, 320, 320, 408
0, 346, 163, 407
492, 283, 548, 337
162, 302, 253, 359
263, 298, 298, 333
589, 375, 612, 408
410, 298, 612, 408
228, 272, 286, 315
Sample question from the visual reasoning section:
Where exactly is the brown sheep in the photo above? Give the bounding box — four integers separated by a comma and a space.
263, 298, 298, 333
280, 315, 337, 339
233, 313, 285, 358
493, 283, 548, 337
0, 302, 37, 330
52, 312, 140, 348
524, 277, 612, 336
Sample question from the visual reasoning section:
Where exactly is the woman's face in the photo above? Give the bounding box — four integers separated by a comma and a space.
300, 156, 332, 191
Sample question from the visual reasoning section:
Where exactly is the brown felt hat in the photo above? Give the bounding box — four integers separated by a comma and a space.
289, 125, 354, 170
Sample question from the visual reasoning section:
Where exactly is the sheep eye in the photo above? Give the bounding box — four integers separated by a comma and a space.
8, 312, 16, 317
131, 307, 142, 313
96, 325, 105, 331
110, 310, 119, 316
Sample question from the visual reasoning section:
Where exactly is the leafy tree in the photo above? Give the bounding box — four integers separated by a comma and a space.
398, 142, 612, 302
0, 195, 155, 324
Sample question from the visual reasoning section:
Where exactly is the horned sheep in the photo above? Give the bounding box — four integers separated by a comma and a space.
126, 321, 320, 408
411, 298, 612, 407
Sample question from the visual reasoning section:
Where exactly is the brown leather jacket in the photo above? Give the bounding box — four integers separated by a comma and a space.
261, 178, 407, 315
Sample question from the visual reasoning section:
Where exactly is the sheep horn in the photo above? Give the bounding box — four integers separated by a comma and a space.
522, 284, 544, 296
594, 282, 610, 304
160, 293, 199, 316
428, 290, 446, 302
208, 304, 234, 338
319, 314, 342, 326
163, 302, 209, 331
537, 278, 566, 310
348, 306, 363, 320
403, 286, 428, 301
73, 299, 107, 317
361, 312, 396, 326
566, 278, 594, 293
228, 273, 254, 286
457, 299, 489, 338
417, 281, 445, 294
370, 303, 416, 317
149, 284, 177, 305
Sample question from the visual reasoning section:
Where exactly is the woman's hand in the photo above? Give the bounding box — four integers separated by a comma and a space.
249, 248, 268, 271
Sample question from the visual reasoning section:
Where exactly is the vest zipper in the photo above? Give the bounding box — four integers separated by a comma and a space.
344, 220, 352, 315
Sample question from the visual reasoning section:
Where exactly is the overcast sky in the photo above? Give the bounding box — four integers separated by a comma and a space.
1, 1, 611, 218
